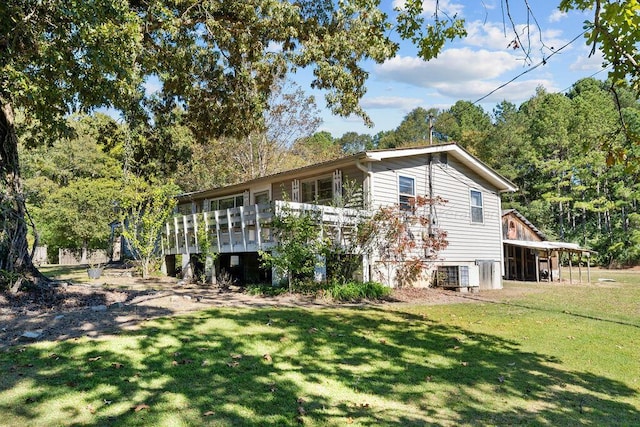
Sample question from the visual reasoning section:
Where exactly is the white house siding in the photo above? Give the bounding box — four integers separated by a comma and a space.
368, 154, 503, 289
369, 155, 429, 210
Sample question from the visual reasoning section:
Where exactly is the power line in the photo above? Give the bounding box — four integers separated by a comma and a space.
558, 65, 611, 94
472, 30, 587, 105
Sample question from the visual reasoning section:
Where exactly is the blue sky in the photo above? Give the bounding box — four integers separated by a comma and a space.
302, 0, 606, 138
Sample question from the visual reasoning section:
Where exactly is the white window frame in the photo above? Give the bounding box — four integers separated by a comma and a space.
470, 189, 484, 224
208, 193, 244, 211
398, 175, 415, 211
301, 175, 333, 205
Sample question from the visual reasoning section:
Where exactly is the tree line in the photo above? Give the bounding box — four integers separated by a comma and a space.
18, 77, 640, 268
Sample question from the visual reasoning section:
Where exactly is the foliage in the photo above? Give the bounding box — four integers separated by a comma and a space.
291, 131, 341, 165
36, 178, 121, 257
260, 203, 327, 292
18, 114, 125, 264
321, 280, 391, 301
118, 178, 179, 279
358, 196, 449, 288
190, 213, 218, 283
245, 282, 290, 297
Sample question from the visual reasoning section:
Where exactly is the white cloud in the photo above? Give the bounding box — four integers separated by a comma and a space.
434, 79, 557, 104
464, 20, 570, 61
569, 47, 606, 72
549, 9, 567, 23
374, 48, 559, 105
376, 49, 520, 87
361, 96, 424, 111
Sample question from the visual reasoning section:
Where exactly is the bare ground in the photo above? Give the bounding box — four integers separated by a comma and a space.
0, 276, 475, 349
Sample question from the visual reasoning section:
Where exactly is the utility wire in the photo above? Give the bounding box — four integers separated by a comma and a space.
473, 30, 587, 105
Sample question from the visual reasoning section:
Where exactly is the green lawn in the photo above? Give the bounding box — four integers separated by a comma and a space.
1, 274, 639, 426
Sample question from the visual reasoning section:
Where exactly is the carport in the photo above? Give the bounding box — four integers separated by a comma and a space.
503, 239, 595, 284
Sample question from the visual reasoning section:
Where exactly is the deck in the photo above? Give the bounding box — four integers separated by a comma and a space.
163, 200, 366, 256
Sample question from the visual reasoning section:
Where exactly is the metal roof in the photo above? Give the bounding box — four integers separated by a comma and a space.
503, 239, 595, 254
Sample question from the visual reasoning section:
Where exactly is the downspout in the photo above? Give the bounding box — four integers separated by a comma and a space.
427, 154, 434, 237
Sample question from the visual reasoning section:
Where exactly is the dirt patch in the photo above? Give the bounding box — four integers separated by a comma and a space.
0, 278, 476, 348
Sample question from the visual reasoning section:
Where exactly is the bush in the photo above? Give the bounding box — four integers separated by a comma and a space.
245, 283, 289, 297
323, 280, 391, 302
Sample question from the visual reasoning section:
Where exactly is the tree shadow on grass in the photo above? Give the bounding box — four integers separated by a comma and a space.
0, 305, 638, 426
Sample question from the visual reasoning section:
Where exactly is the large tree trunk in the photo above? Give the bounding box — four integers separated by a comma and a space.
0, 101, 48, 292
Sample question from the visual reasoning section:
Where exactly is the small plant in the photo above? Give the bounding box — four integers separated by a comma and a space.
323, 280, 391, 302
216, 270, 237, 290
0, 269, 22, 292
245, 282, 289, 297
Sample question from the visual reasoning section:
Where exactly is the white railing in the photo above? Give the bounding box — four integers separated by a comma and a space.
162, 201, 367, 256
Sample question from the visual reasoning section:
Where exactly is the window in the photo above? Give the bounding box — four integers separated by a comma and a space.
176, 203, 193, 215
301, 176, 333, 204
254, 191, 270, 205
209, 194, 244, 211
470, 190, 483, 223
398, 176, 415, 211
437, 266, 469, 287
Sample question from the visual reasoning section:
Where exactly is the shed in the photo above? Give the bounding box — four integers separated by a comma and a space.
502, 209, 594, 283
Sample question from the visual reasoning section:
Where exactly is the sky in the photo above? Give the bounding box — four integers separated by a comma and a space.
301, 0, 607, 138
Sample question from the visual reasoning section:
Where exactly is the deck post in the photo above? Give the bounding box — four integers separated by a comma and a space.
214, 210, 222, 252
182, 215, 190, 255
173, 216, 180, 252
227, 209, 234, 252
240, 206, 247, 251
193, 213, 199, 249
255, 204, 262, 249
587, 253, 591, 284
568, 253, 573, 284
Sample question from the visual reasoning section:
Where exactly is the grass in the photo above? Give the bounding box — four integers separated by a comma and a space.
1, 270, 639, 425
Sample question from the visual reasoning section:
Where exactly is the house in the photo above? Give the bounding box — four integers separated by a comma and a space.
162, 143, 517, 289
502, 209, 594, 283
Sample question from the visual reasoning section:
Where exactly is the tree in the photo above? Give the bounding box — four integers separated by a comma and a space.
337, 132, 374, 154
291, 131, 341, 165
376, 107, 440, 149
226, 79, 322, 180
260, 204, 326, 292
118, 178, 179, 279
437, 101, 492, 155
1, 1, 467, 289
1, 2, 141, 290
38, 178, 121, 263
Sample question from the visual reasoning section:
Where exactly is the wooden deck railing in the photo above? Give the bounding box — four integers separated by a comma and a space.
162, 201, 367, 256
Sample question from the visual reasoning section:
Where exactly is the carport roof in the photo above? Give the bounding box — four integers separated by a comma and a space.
503, 239, 595, 254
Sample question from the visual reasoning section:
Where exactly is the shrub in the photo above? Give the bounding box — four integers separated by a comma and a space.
323, 280, 391, 302
245, 283, 289, 297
